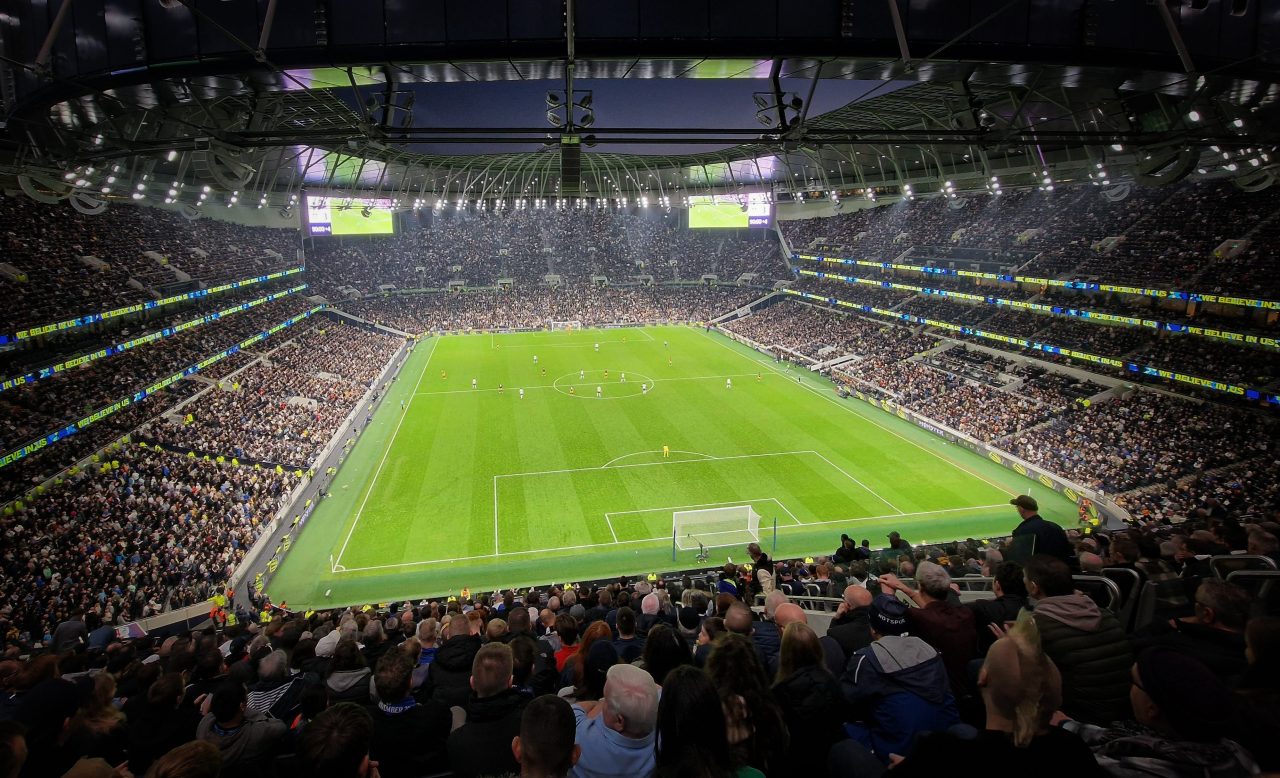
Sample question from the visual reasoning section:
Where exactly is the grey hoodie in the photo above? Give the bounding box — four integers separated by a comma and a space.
197, 709, 286, 768
1032, 593, 1104, 632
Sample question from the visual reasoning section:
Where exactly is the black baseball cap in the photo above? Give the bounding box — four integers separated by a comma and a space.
1010, 495, 1039, 512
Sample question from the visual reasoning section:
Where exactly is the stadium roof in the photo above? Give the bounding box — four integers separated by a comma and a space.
2, 1, 1279, 211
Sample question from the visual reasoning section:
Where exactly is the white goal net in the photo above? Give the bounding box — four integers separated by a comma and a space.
673, 505, 761, 551
549, 320, 582, 331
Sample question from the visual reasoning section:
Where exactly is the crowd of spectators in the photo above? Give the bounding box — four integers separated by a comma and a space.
306, 208, 789, 297
0, 297, 315, 454
341, 286, 760, 334
141, 319, 401, 468
2, 504, 1277, 778
1, 195, 298, 334
0, 443, 299, 647
1007, 391, 1274, 496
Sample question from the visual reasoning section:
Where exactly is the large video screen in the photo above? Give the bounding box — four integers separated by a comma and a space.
305, 196, 395, 236
688, 193, 772, 229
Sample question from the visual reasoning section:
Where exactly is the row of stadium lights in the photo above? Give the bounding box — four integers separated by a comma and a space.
404, 195, 689, 211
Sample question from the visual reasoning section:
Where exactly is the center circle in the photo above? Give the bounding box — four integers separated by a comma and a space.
551, 370, 656, 400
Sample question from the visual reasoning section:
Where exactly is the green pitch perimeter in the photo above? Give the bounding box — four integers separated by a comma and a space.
269, 325, 1076, 608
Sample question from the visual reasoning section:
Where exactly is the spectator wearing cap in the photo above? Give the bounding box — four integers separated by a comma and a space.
1134, 578, 1250, 682
839, 595, 959, 763
1064, 647, 1260, 775
676, 606, 702, 645
447, 643, 529, 778
827, 585, 875, 663
878, 562, 977, 698
886, 531, 912, 558
1009, 495, 1072, 562
1024, 554, 1133, 724
569, 663, 659, 778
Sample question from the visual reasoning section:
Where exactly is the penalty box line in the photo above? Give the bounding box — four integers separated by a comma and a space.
329, 502, 1006, 574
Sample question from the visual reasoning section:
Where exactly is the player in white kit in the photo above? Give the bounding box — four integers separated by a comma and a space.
596, 385, 602, 398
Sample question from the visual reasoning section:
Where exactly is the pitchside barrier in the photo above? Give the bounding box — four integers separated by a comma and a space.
716, 327, 1130, 528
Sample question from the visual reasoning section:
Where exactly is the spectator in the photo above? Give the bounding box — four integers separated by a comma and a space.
770, 622, 846, 776
427, 612, 482, 709
637, 625, 690, 687
296, 703, 377, 778
826, 585, 874, 663
878, 562, 977, 697
745, 542, 772, 598
448, 643, 528, 778
145, 740, 221, 778
1009, 495, 1073, 562
611, 608, 644, 663
366, 651, 450, 778
705, 633, 788, 775
1134, 578, 1250, 682
246, 650, 307, 722
967, 561, 1029, 653
1235, 617, 1280, 772
553, 615, 580, 673
1065, 647, 1260, 775
839, 595, 959, 763
195, 680, 286, 776
124, 673, 201, 775
1024, 554, 1133, 724
51, 612, 88, 654
325, 640, 373, 706
569, 663, 659, 778
889, 611, 1105, 777
512, 695, 580, 778
655, 665, 762, 778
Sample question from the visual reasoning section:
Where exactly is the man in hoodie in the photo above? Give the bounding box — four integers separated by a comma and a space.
447, 643, 529, 777
839, 594, 959, 763
367, 651, 451, 778
425, 611, 483, 708
196, 680, 286, 774
1024, 554, 1133, 724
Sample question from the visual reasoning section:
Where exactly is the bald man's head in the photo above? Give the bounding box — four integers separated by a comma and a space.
773, 603, 806, 630
724, 603, 754, 635
843, 585, 873, 610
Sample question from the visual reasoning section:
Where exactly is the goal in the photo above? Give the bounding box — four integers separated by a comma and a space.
549, 320, 582, 331
673, 505, 761, 551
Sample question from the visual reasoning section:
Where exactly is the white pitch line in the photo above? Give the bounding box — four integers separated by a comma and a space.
414, 372, 762, 397
805, 450, 905, 515
605, 515, 619, 543
332, 337, 440, 571
331, 502, 1006, 573
604, 496, 786, 521
493, 475, 499, 555
700, 329, 1017, 497
599, 449, 716, 468
494, 450, 814, 480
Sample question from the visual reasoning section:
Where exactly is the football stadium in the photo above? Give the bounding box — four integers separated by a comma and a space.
1, 3, 1279, 776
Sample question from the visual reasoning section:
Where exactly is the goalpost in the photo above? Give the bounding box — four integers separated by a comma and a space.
673, 505, 762, 552
549, 320, 582, 331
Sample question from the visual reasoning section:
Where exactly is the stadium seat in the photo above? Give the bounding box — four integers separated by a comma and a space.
1225, 570, 1280, 617
1071, 575, 1122, 613
1210, 554, 1279, 579
1100, 567, 1142, 630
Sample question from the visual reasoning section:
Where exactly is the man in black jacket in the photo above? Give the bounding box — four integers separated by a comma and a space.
967, 561, 1029, 654
1009, 495, 1072, 562
826, 585, 874, 663
367, 651, 451, 778
425, 614, 483, 708
447, 643, 529, 777
500, 607, 559, 696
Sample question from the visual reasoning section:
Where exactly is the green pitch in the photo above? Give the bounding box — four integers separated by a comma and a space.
269, 325, 1077, 607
